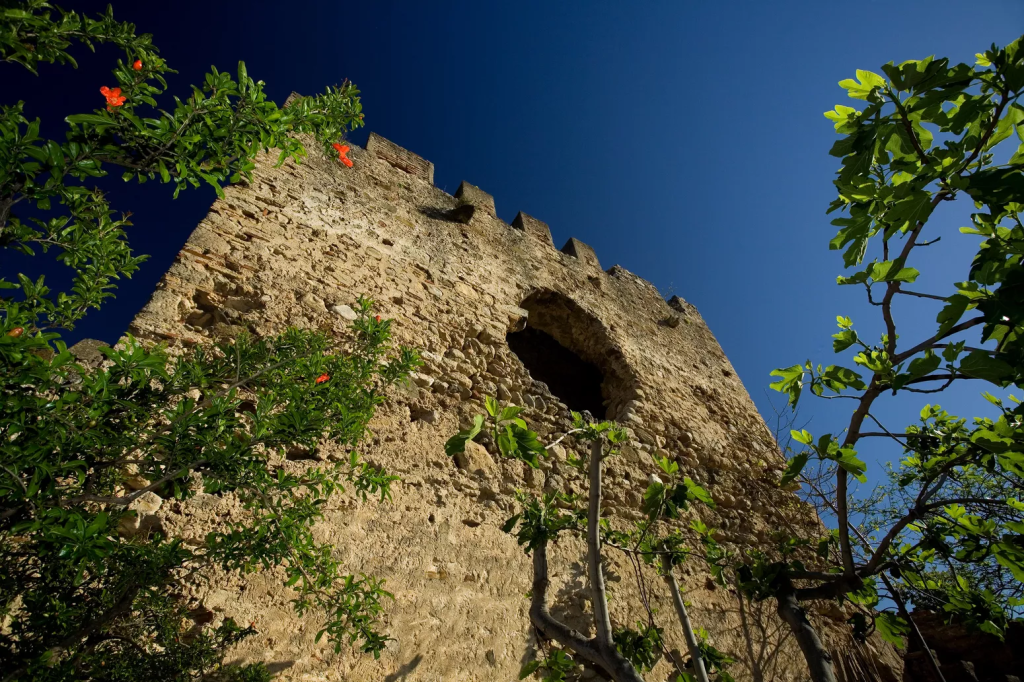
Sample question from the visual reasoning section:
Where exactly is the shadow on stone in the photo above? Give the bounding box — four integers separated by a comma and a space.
384, 653, 423, 681
417, 205, 475, 224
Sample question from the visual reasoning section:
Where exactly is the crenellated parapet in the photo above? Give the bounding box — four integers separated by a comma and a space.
360, 132, 676, 305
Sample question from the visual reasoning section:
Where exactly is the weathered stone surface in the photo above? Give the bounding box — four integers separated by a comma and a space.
126, 133, 902, 682
453, 440, 495, 477
330, 303, 358, 320
117, 491, 163, 537
69, 338, 109, 367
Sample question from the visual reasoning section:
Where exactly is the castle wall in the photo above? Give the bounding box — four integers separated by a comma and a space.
129, 130, 901, 682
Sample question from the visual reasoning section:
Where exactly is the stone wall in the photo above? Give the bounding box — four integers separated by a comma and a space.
128, 129, 902, 681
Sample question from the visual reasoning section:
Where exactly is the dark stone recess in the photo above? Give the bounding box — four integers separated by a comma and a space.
506, 326, 606, 418
903, 610, 1023, 682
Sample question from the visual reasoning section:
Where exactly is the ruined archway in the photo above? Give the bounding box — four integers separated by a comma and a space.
506, 290, 635, 420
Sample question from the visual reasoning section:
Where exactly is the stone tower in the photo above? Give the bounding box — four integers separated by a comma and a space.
129, 132, 901, 681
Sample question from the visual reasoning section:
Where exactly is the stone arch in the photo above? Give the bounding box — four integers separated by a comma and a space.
506, 290, 637, 420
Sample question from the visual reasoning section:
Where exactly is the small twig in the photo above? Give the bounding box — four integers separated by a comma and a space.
897, 289, 948, 302
545, 429, 583, 450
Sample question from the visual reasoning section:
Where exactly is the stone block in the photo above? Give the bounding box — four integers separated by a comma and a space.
454, 440, 495, 477
454, 181, 496, 217
69, 339, 109, 368
560, 237, 601, 271
511, 212, 554, 247
366, 132, 434, 184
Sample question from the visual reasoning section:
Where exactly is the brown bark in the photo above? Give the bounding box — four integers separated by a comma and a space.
775, 577, 836, 682
664, 569, 710, 682
526, 438, 645, 682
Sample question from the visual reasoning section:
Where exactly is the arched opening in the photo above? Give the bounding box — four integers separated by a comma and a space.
507, 327, 605, 416
505, 290, 634, 420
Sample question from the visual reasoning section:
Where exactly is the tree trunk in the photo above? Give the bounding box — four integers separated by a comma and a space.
664, 569, 710, 682
585, 439, 646, 682
880, 573, 946, 682
526, 439, 646, 682
775, 579, 836, 682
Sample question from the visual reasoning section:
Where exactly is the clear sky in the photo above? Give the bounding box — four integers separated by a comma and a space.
6, 0, 1023, 479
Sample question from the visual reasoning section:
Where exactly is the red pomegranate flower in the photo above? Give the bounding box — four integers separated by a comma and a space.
100, 86, 126, 111
315, 373, 330, 384
374, 315, 381, 322
331, 143, 354, 167
133, 59, 143, 71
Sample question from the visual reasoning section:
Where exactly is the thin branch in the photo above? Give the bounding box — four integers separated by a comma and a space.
544, 429, 584, 451
864, 413, 909, 447
924, 497, 1008, 510
529, 542, 610, 673
928, 344, 993, 354
665, 569, 710, 682
893, 317, 986, 364
959, 87, 1010, 173
890, 90, 931, 166
897, 289, 948, 302
67, 461, 206, 507
587, 440, 615, 648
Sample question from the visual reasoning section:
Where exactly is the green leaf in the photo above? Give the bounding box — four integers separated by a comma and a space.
965, 167, 1024, 206
870, 260, 919, 283
237, 61, 248, 92
942, 340, 966, 362
499, 405, 523, 422
683, 477, 714, 506
501, 514, 521, 534
642, 481, 666, 518
65, 113, 117, 130
838, 70, 886, 100
485, 396, 499, 417
958, 351, 1014, 385
780, 453, 809, 487
820, 365, 867, 391
832, 329, 859, 353
791, 429, 813, 445
936, 294, 971, 336
770, 364, 806, 407
656, 455, 679, 476
907, 350, 941, 379
835, 448, 868, 484
519, 660, 541, 679
875, 612, 909, 648
444, 415, 485, 456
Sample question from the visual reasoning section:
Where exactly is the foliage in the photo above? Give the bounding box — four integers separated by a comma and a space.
518, 648, 580, 682
0, 3, 395, 679
673, 627, 735, 682
0, 300, 418, 680
1, 0, 364, 330
460, 403, 722, 682
613, 622, 664, 674
763, 33, 1024, 682
445, 395, 547, 467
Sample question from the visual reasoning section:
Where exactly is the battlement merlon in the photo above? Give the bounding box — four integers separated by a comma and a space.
560, 237, 601, 272
455, 181, 496, 217
366, 132, 435, 184
511, 212, 554, 248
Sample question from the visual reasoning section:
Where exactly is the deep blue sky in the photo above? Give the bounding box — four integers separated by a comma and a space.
5, 1, 1023, 481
